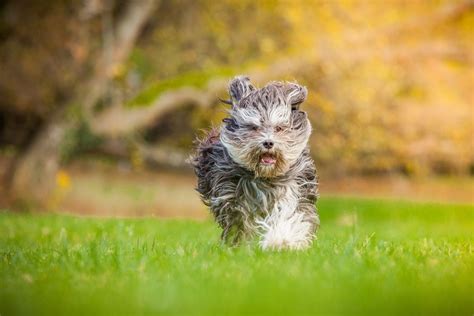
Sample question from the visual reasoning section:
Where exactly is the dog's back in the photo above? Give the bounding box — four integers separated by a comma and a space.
192, 128, 224, 206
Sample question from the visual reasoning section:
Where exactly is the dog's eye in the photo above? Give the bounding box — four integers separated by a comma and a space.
275, 126, 283, 132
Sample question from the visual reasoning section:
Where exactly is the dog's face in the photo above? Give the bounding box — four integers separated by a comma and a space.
220, 76, 312, 178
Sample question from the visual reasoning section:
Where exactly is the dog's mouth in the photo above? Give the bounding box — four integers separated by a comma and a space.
260, 153, 277, 165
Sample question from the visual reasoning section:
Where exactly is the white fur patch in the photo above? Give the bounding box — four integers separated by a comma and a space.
257, 181, 314, 250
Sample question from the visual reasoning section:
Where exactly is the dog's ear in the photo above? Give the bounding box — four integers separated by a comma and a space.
228, 75, 255, 106
282, 83, 307, 110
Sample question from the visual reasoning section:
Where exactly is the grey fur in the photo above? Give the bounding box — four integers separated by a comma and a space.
192, 76, 319, 249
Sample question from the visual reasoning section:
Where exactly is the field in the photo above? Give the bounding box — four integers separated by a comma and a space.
1, 197, 473, 315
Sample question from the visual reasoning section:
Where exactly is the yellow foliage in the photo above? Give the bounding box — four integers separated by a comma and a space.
56, 170, 71, 189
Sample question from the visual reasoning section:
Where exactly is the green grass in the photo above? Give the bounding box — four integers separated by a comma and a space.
1, 197, 473, 315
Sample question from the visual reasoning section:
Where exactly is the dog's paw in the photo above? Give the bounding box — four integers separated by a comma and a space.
258, 210, 314, 251
259, 223, 313, 251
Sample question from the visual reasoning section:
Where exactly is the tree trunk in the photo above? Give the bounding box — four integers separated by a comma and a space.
8, 0, 158, 206
9, 108, 71, 204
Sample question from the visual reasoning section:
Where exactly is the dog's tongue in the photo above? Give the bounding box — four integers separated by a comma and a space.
261, 153, 276, 164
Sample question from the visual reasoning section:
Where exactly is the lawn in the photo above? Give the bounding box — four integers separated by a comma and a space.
1, 197, 473, 315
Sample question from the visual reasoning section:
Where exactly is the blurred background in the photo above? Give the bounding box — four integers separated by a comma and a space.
0, 0, 472, 217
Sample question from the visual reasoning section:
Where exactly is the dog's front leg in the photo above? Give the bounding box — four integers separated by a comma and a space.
259, 198, 316, 251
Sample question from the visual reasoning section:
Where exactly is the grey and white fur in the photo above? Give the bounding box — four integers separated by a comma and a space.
192, 76, 319, 250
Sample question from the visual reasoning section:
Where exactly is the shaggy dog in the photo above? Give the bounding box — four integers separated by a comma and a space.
192, 76, 319, 250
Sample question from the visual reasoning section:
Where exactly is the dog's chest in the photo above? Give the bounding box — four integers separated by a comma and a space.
236, 177, 298, 215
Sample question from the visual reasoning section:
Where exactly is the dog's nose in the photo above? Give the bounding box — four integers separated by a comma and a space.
262, 140, 274, 149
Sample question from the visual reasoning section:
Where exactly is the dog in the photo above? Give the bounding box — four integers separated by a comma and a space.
192, 76, 319, 250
